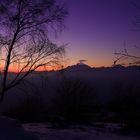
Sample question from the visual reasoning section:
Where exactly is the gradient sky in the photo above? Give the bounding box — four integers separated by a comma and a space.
53, 0, 140, 67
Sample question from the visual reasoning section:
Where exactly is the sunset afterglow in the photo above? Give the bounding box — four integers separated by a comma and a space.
54, 0, 140, 67
1, 0, 140, 72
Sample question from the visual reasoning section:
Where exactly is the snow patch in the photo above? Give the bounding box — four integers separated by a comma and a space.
23, 123, 140, 140
0, 116, 38, 140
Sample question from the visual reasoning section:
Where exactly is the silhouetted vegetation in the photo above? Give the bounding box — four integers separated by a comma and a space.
108, 82, 140, 132
3, 67, 140, 133
4, 77, 102, 125
50, 77, 100, 124
4, 93, 45, 123
0, 0, 68, 102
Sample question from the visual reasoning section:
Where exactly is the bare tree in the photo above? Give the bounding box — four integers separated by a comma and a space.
114, 45, 140, 66
114, 1, 140, 66
0, 0, 68, 102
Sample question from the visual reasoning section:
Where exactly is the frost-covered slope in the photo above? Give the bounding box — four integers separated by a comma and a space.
0, 116, 38, 140
23, 123, 140, 140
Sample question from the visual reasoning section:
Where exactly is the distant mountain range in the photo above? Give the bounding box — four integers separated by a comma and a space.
0, 64, 140, 75
62, 64, 140, 73
64, 63, 92, 72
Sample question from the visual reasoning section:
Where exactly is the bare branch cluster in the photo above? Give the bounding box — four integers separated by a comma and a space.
0, 0, 68, 101
114, 46, 140, 66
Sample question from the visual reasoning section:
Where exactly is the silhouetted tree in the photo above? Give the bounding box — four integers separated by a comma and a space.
109, 84, 140, 131
0, 0, 68, 102
51, 77, 99, 124
114, 46, 140, 66
114, 1, 140, 66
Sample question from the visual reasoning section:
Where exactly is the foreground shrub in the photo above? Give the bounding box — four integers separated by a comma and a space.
51, 77, 100, 124
4, 94, 45, 122
108, 83, 140, 132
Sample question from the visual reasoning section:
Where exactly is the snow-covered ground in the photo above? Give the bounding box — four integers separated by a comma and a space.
0, 116, 140, 140
23, 123, 140, 140
0, 116, 38, 140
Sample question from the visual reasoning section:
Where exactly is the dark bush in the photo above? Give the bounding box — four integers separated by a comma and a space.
108, 82, 140, 132
4, 93, 45, 123
51, 77, 100, 124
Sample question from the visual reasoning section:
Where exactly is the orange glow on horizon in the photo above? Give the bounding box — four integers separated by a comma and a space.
7, 67, 62, 73
1, 58, 113, 73
6, 63, 112, 73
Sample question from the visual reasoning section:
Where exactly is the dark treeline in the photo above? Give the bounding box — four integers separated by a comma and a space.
2, 65, 140, 133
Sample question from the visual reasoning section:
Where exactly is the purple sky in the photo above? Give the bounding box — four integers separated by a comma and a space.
54, 0, 140, 67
